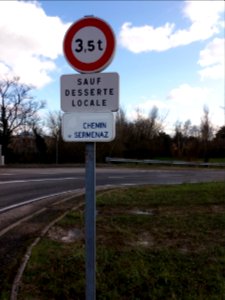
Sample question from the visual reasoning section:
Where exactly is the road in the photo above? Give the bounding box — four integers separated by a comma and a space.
0, 167, 225, 210
0, 166, 224, 297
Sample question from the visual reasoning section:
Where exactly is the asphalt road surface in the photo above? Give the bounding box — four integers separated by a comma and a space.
0, 167, 224, 211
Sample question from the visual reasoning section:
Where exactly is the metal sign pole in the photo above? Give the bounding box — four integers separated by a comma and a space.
85, 142, 96, 300
62, 16, 117, 300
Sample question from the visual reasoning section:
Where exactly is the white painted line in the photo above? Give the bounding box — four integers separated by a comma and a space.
0, 190, 78, 214
0, 173, 13, 176
0, 177, 81, 185
0, 184, 118, 214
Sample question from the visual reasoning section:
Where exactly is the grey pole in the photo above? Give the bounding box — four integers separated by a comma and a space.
0, 145, 2, 165
85, 142, 96, 300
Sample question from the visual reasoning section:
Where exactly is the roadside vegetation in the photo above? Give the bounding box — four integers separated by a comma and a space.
1, 78, 225, 164
18, 182, 225, 299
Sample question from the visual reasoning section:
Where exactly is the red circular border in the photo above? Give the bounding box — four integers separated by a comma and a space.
63, 17, 115, 73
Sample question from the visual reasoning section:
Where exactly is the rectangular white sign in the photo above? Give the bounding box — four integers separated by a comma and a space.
62, 112, 115, 142
61, 72, 119, 112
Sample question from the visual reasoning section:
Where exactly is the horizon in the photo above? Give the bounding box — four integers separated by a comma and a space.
0, 0, 224, 134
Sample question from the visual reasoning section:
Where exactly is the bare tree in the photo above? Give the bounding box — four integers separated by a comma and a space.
128, 106, 165, 158
200, 106, 214, 162
0, 77, 45, 158
46, 110, 62, 139
109, 108, 128, 157
172, 120, 202, 160
45, 110, 63, 163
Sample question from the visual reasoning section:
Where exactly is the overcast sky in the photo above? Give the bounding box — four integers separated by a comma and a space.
0, 0, 224, 133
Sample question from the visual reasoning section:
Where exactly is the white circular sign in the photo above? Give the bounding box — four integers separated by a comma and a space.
71, 27, 107, 63
63, 16, 116, 73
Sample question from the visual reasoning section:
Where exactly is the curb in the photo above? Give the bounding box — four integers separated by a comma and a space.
10, 196, 84, 300
10, 185, 116, 299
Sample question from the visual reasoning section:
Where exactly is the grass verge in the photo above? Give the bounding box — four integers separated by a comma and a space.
18, 182, 225, 299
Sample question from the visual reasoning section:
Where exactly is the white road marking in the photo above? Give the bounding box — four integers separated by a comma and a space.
0, 189, 82, 213
0, 177, 81, 185
0, 173, 14, 176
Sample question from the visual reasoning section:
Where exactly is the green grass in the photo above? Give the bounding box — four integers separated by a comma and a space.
18, 182, 225, 299
209, 157, 225, 163
97, 182, 225, 207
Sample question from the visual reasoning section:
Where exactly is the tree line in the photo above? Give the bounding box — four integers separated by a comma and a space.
1, 78, 224, 164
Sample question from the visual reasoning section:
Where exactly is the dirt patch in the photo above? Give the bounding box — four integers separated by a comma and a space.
135, 231, 155, 247
129, 208, 156, 216
48, 226, 84, 243
159, 204, 225, 216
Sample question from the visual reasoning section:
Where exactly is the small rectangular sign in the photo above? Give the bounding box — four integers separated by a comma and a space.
62, 112, 115, 142
61, 72, 119, 112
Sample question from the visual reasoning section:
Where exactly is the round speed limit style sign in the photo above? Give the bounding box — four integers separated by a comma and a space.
63, 16, 116, 73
